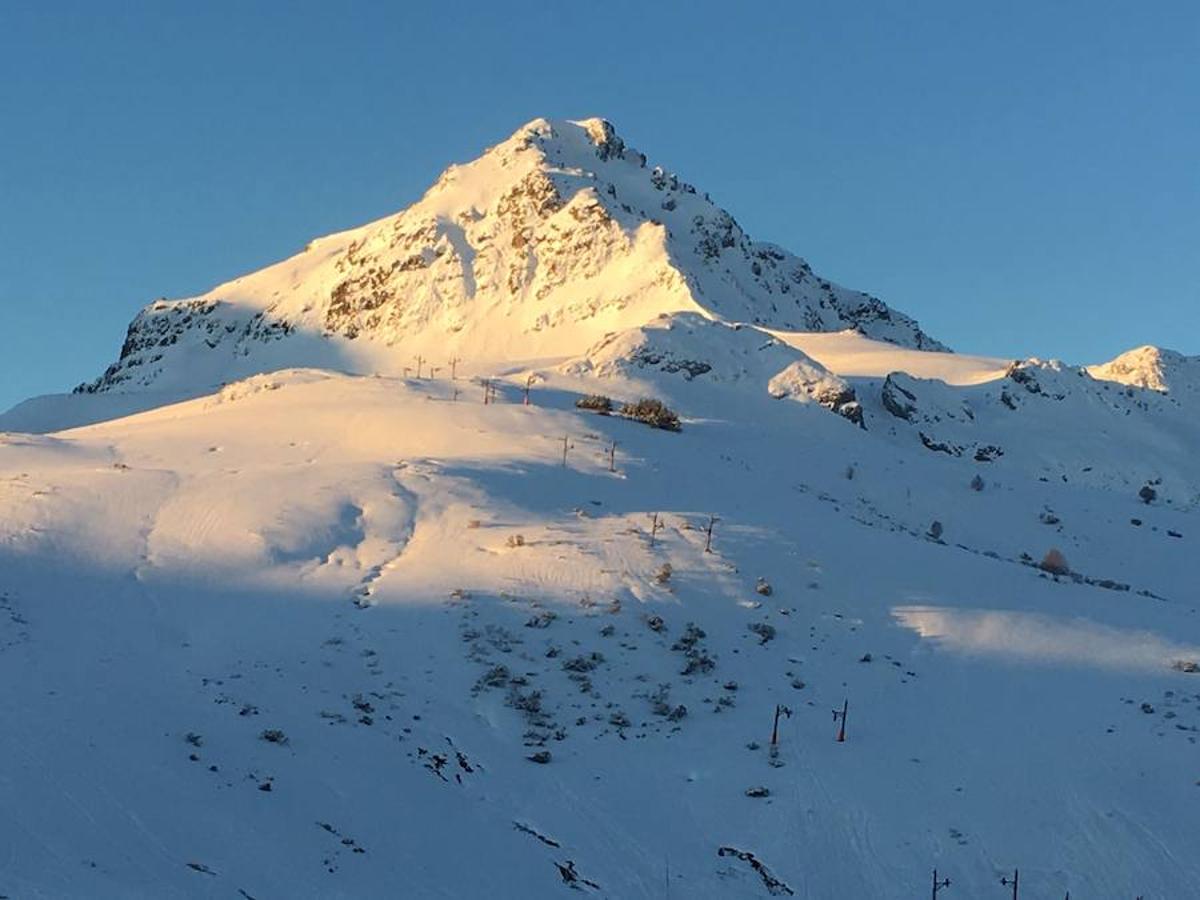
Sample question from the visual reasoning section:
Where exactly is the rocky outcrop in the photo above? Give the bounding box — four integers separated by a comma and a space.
768, 360, 864, 427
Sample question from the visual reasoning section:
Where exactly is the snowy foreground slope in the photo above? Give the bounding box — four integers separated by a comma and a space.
2, 352, 1200, 899
2, 118, 1200, 897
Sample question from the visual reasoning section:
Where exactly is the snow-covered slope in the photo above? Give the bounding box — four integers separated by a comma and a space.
2, 361, 1199, 898
555, 324, 1200, 508
2, 117, 1199, 899
74, 117, 943, 400
858, 354, 1200, 504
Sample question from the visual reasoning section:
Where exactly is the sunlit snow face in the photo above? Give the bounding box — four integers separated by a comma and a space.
893, 606, 1200, 675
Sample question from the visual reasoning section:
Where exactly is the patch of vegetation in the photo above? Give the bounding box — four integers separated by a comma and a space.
575, 394, 613, 413
620, 397, 681, 431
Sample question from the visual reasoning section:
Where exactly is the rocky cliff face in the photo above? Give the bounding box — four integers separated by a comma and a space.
80, 118, 945, 394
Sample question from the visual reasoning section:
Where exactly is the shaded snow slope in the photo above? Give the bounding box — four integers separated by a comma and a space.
854, 357, 1200, 505
1, 366, 1198, 898
75, 117, 945, 398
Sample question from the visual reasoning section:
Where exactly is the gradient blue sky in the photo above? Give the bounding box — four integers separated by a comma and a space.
2, 1, 1197, 411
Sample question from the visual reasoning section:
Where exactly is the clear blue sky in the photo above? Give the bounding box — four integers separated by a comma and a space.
2, 1, 1197, 411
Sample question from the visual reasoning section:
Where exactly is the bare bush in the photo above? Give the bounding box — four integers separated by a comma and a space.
748, 622, 776, 645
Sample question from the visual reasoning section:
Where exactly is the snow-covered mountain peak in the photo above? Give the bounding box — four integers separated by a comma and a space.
1088, 344, 1200, 395
77, 117, 945, 397
504, 116, 628, 162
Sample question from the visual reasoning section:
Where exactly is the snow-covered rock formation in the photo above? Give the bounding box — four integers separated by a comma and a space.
77, 117, 944, 396
1088, 344, 1200, 396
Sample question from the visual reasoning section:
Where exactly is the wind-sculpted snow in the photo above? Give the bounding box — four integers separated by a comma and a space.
894, 606, 1200, 673
75, 117, 944, 396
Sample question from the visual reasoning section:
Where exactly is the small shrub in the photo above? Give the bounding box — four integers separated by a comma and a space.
748, 622, 776, 645
509, 689, 543, 715
654, 563, 673, 584
1039, 548, 1070, 575
970, 474, 985, 491
671, 622, 706, 652
260, 729, 289, 745
649, 684, 673, 716
525, 610, 556, 629
477, 665, 511, 688
1139, 484, 1157, 504
506, 534, 525, 548
620, 398, 681, 431
576, 394, 613, 413
562, 653, 604, 673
